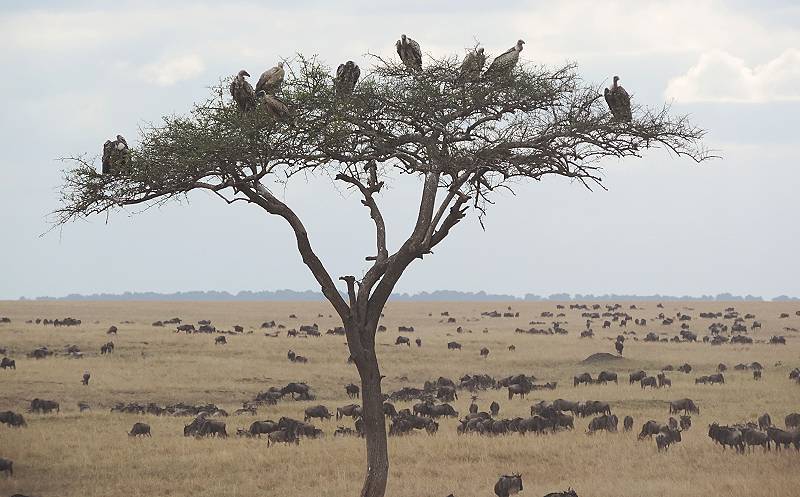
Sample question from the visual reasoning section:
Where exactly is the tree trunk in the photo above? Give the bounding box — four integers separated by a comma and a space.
349, 326, 389, 497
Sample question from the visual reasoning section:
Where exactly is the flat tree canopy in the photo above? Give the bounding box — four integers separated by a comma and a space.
57, 47, 709, 497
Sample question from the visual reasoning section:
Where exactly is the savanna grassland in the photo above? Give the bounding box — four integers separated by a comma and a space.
0, 300, 799, 497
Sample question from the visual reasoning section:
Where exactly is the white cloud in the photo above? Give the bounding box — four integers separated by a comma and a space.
665, 49, 800, 102
139, 54, 205, 86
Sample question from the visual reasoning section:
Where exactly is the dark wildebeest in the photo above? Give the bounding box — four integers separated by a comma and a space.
345, 383, 360, 399
0, 411, 26, 427
0, 357, 15, 369
597, 371, 618, 384
490, 401, 500, 416
708, 423, 744, 453
669, 398, 700, 415
656, 428, 681, 451
267, 428, 299, 447
304, 405, 332, 422
623, 415, 633, 432
395, 336, 411, 346
508, 383, 531, 400
753, 370, 762, 380
82, 372, 90, 386
415, 338, 422, 347
480, 347, 490, 359
588, 414, 618, 433
196, 420, 227, 438
128, 422, 151, 437
383, 402, 398, 418
615, 340, 624, 356
336, 404, 361, 421
447, 341, 462, 350
680, 415, 692, 431
215, 336, 227, 345
428, 404, 458, 418
573, 373, 592, 387
640, 376, 657, 389
741, 427, 770, 452
0, 458, 12, 477
29, 398, 59, 414
494, 474, 523, 497
758, 413, 772, 430
785, 413, 800, 430
707, 373, 725, 384
678, 363, 692, 374
281, 382, 311, 400
543, 489, 579, 497
508, 345, 516, 351
767, 426, 796, 450
668, 417, 678, 430
638, 420, 668, 439
629, 370, 647, 384
437, 385, 458, 402
248, 420, 280, 437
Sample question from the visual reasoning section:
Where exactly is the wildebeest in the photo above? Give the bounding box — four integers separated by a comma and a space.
0, 410, 26, 427
383, 402, 398, 418
494, 474, 523, 497
615, 339, 624, 356
543, 489, 579, 497
267, 428, 299, 446
0, 458, 12, 477
708, 423, 744, 453
669, 398, 700, 415
281, 382, 312, 400
304, 405, 332, 422
29, 398, 59, 414
447, 341, 462, 350
214, 336, 227, 345
680, 415, 692, 431
82, 371, 90, 386
415, 338, 422, 347
507, 382, 531, 400
638, 420, 668, 439
248, 420, 280, 437
596, 371, 618, 384
623, 415, 633, 431
640, 376, 657, 389
588, 414, 618, 433
758, 413, 772, 430
678, 363, 692, 374
437, 385, 458, 402
629, 370, 647, 384
741, 427, 770, 452
480, 347, 490, 358
196, 419, 227, 438
395, 336, 411, 346
0, 357, 15, 369
490, 401, 500, 416
573, 373, 592, 387
785, 412, 800, 430
336, 404, 362, 421
128, 422, 151, 437
767, 426, 796, 450
656, 428, 681, 451
345, 383, 360, 399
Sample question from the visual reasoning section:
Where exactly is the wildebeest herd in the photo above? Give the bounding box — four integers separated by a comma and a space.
1, 302, 799, 497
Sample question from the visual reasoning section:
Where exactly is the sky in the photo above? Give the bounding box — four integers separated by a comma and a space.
0, 0, 798, 300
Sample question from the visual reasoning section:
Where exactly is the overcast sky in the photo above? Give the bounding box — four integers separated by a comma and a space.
1, 0, 798, 300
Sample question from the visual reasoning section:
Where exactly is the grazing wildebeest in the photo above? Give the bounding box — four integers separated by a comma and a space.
640, 376, 657, 389
196, 420, 227, 438
638, 420, 668, 439
706, 373, 724, 384
215, 336, 227, 345
678, 363, 692, 374
758, 413, 772, 430
596, 371, 618, 384
623, 415, 633, 432
708, 423, 744, 453
668, 417, 678, 430
281, 382, 311, 400
0, 357, 15, 369
336, 404, 361, 421
128, 422, 151, 437
82, 371, 90, 386
345, 383, 360, 399
304, 405, 332, 422
669, 398, 700, 415
629, 370, 647, 384
437, 385, 458, 402
656, 428, 681, 451
267, 428, 299, 446
785, 413, 800, 430
494, 474, 523, 497
0, 458, 12, 477
573, 373, 592, 387
0, 411, 26, 427
588, 414, 618, 433
447, 341, 462, 350
382, 402, 398, 418
543, 489, 579, 497
680, 415, 692, 431
29, 398, 59, 414
395, 336, 411, 346
753, 370, 762, 380
490, 401, 500, 417
741, 427, 770, 452
248, 420, 280, 437
480, 347, 490, 359
508, 345, 516, 351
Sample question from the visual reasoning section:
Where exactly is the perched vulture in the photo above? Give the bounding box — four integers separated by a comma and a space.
230, 69, 256, 111
395, 34, 422, 71
459, 47, 486, 82
255, 62, 285, 95
334, 60, 361, 96
604, 75, 632, 122
101, 134, 129, 174
485, 40, 525, 78
257, 91, 291, 120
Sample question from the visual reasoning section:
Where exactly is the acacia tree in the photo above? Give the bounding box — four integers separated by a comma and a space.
56, 48, 708, 497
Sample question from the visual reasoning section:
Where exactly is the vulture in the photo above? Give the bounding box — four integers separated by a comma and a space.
485, 39, 525, 78
230, 69, 256, 111
604, 75, 632, 122
101, 134, 129, 174
257, 91, 291, 120
255, 62, 285, 95
334, 60, 361, 96
459, 47, 486, 82
395, 34, 422, 71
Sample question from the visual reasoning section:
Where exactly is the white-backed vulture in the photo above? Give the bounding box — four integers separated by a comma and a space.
395, 34, 422, 71
255, 62, 285, 95
334, 60, 361, 96
459, 47, 486, 82
230, 69, 256, 111
257, 91, 291, 120
101, 135, 129, 175
485, 40, 525, 78
604, 76, 632, 122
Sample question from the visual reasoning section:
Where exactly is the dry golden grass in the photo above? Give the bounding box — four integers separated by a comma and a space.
1, 300, 799, 497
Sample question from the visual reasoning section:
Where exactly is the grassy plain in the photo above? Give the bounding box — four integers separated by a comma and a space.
0, 300, 799, 497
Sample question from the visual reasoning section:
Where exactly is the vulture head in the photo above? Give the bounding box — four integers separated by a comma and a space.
400, 34, 408, 45
477, 48, 485, 55
238, 69, 250, 77
116, 134, 128, 147
613, 75, 620, 87
516, 40, 525, 52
